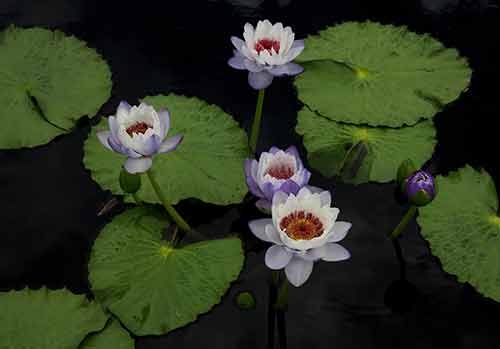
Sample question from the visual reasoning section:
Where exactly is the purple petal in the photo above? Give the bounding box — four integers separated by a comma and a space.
108, 135, 128, 155
285, 145, 300, 159
228, 55, 247, 70
261, 182, 277, 201
265, 224, 282, 244
248, 218, 274, 242
255, 199, 272, 214
97, 131, 112, 150
292, 168, 311, 187
108, 116, 120, 140
117, 101, 132, 115
137, 135, 161, 156
248, 71, 274, 90
327, 222, 352, 243
291, 39, 305, 50
272, 191, 289, 207
124, 157, 152, 174
268, 146, 281, 154
315, 243, 351, 262
285, 62, 304, 76
285, 256, 314, 287
319, 191, 331, 206
245, 159, 264, 198
158, 109, 170, 138
244, 59, 265, 73
269, 62, 304, 76
230, 36, 245, 51
278, 180, 301, 195
287, 45, 305, 61
265, 245, 293, 270
158, 134, 183, 154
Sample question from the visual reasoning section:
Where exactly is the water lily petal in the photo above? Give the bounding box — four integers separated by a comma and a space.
265, 245, 293, 270
291, 39, 305, 50
319, 190, 332, 207
228, 55, 247, 70
285, 256, 314, 287
124, 157, 152, 174
286, 45, 305, 61
158, 134, 183, 154
265, 224, 283, 244
248, 218, 274, 242
244, 59, 265, 73
272, 190, 289, 207
261, 182, 276, 201
231, 36, 246, 51
285, 145, 300, 159
97, 131, 112, 150
116, 101, 131, 121
268, 146, 281, 154
108, 116, 120, 141
107, 135, 128, 155
158, 109, 170, 138
294, 168, 311, 187
256, 199, 272, 214
314, 243, 350, 262
327, 222, 352, 242
135, 134, 161, 156
279, 180, 300, 195
245, 159, 264, 197
248, 71, 274, 89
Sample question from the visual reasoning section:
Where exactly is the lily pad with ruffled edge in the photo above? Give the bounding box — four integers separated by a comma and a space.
0, 26, 112, 149
0, 288, 108, 349
89, 206, 244, 335
83, 94, 248, 205
417, 166, 500, 301
294, 21, 471, 127
80, 319, 134, 349
296, 108, 436, 184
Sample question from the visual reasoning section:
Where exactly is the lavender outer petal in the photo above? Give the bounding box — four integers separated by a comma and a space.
157, 109, 170, 138
228, 55, 247, 70
248, 71, 274, 90
244, 59, 266, 73
158, 134, 183, 154
279, 180, 301, 195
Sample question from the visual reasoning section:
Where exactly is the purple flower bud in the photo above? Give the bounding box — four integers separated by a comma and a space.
404, 170, 436, 206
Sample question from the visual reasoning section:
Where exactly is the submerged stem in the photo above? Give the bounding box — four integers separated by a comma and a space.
249, 89, 266, 155
389, 205, 418, 239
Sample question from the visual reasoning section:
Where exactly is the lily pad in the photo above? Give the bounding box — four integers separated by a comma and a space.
0, 288, 108, 349
417, 166, 500, 301
84, 94, 248, 205
80, 319, 134, 349
89, 206, 244, 335
0, 26, 111, 149
295, 21, 471, 127
296, 108, 436, 184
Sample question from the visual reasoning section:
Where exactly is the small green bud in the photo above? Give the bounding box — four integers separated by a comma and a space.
119, 168, 141, 194
397, 159, 417, 186
235, 291, 256, 310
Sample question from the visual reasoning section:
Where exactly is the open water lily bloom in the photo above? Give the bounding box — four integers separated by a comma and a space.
248, 187, 351, 287
228, 20, 305, 90
245, 146, 311, 212
97, 101, 183, 174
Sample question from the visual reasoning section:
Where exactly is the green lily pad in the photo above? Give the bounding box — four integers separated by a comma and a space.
417, 166, 500, 301
296, 108, 436, 184
80, 319, 134, 349
89, 206, 244, 335
0, 26, 111, 149
0, 288, 108, 349
295, 21, 471, 127
84, 94, 248, 205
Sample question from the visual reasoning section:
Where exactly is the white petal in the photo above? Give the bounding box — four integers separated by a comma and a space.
248, 218, 274, 242
327, 221, 351, 243
116, 101, 131, 122
265, 224, 283, 245
231, 36, 245, 51
265, 245, 292, 270
158, 134, 183, 154
97, 131, 112, 150
316, 243, 350, 262
124, 157, 152, 174
319, 191, 331, 207
272, 191, 289, 208
243, 23, 255, 46
285, 257, 314, 287
296, 186, 312, 200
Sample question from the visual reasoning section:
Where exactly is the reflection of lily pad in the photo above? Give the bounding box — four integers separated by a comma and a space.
0, 26, 111, 149
84, 94, 248, 205
89, 206, 244, 335
418, 166, 500, 302
0, 288, 108, 349
295, 21, 471, 127
80, 319, 134, 349
296, 108, 436, 184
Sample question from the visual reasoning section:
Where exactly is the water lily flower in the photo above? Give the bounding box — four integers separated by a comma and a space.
404, 170, 436, 206
97, 101, 183, 174
228, 19, 305, 90
248, 187, 351, 287
245, 146, 311, 212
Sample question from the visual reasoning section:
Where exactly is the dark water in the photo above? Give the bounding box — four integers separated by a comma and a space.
1, 0, 500, 348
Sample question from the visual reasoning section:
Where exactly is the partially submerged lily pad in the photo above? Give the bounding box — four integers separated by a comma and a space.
417, 166, 500, 302
296, 108, 436, 184
89, 206, 244, 335
84, 94, 248, 205
0, 288, 108, 349
295, 21, 471, 127
0, 26, 111, 148
80, 319, 134, 349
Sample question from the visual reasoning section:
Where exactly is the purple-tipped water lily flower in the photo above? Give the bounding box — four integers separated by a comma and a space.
97, 102, 183, 174
404, 170, 437, 206
245, 146, 311, 213
228, 19, 305, 90
248, 187, 351, 287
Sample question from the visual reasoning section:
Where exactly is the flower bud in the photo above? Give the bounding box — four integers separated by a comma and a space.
119, 168, 141, 194
396, 159, 417, 186
403, 170, 436, 206
235, 291, 256, 310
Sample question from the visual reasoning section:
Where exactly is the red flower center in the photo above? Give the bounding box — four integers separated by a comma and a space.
126, 122, 151, 136
279, 210, 324, 240
266, 164, 294, 180
254, 38, 280, 54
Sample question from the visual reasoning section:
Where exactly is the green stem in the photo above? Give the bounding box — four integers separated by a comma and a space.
146, 170, 191, 233
132, 192, 142, 205
275, 274, 289, 310
389, 205, 418, 239
249, 89, 266, 154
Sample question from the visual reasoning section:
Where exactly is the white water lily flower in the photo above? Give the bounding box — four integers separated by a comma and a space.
97, 101, 183, 174
248, 187, 351, 287
228, 19, 305, 90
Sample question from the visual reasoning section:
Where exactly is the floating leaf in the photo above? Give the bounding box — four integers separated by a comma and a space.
296, 108, 436, 184
80, 319, 134, 349
295, 21, 471, 127
0, 26, 111, 148
417, 166, 500, 301
84, 94, 248, 205
0, 288, 108, 349
89, 206, 244, 335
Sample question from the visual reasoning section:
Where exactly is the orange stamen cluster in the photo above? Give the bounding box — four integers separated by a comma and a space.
126, 122, 151, 136
279, 210, 324, 240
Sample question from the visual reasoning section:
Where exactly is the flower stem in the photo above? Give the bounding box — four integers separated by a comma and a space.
267, 271, 278, 349
249, 88, 266, 155
389, 205, 418, 239
132, 192, 142, 205
275, 272, 288, 349
146, 170, 191, 233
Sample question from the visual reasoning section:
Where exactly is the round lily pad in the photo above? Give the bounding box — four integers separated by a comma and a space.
0, 26, 111, 149
84, 94, 248, 205
417, 166, 500, 301
296, 108, 436, 184
89, 206, 244, 335
80, 319, 134, 349
295, 21, 471, 127
0, 288, 108, 349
